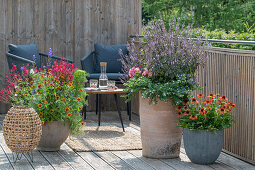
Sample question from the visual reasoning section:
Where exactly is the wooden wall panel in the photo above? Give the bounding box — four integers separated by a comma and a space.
194, 47, 255, 165
0, 0, 142, 113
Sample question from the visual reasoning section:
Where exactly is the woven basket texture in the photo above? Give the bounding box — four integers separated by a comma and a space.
3, 107, 42, 153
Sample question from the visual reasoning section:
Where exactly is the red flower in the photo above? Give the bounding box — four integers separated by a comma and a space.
220, 95, 228, 101
183, 111, 190, 115
176, 106, 182, 112
182, 98, 189, 105
208, 93, 216, 98
81, 121, 85, 125
231, 104, 237, 108
191, 98, 199, 104
204, 100, 211, 104
189, 115, 197, 120
197, 93, 204, 97
67, 113, 72, 117
199, 108, 205, 114
177, 112, 182, 117
218, 107, 226, 113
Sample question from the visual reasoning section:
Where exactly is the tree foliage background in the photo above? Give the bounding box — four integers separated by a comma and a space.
142, 0, 255, 33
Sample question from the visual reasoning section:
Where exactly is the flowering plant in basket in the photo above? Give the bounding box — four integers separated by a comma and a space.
0, 57, 88, 134
177, 93, 236, 132
121, 18, 207, 105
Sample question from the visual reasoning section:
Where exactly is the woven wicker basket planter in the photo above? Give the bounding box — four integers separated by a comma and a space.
3, 107, 42, 153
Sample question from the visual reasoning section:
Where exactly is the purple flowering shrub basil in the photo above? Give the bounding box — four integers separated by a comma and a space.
122, 18, 207, 105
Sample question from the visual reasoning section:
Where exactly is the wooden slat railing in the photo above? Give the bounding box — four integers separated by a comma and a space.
195, 47, 255, 165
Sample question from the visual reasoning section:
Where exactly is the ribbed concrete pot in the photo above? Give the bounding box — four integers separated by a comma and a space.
139, 94, 182, 158
183, 128, 224, 164
37, 121, 70, 151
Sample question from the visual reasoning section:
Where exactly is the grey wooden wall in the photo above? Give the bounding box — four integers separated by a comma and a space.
0, 0, 142, 113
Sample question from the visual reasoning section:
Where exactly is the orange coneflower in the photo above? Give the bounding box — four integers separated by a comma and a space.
56, 87, 61, 90
41, 121, 45, 125
30, 81, 34, 85
197, 93, 204, 97
40, 74, 44, 78
48, 69, 52, 72
77, 97, 81, 101
176, 106, 182, 112
206, 106, 212, 110
208, 93, 216, 98
65, 108, 70, 112
68, 83, 72, 86
182, 98, 189, 105
71, 86, 75, 89
50, 110, 54, 114
78, 106, 82, 110
79, 89, 83, 92
41, 99, 45, 102
62, 98, 66, 101
38, 84, 42, 88
31, 95, 34, 98
204, 100, 211, 104
218, 107, 226, 113
49, 83, 54, 86
191, 98, 199, 104
231, 104, 237, 108
32, 85, 35, 88
56, 80, 60, 83
19, 79, 22, 82
220, 95, 228, 101
81, 121, 85, 125
177, 112, 182, 117
67, 113, 72, 117
38, 104, 42, 108
199, 108, 205, 114
189, 115, 197, 120
25, 94, 28, 96
56, 96, 60, 100
183, 111, 190, 115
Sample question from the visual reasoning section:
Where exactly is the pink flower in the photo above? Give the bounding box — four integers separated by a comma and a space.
142, 70, 149, 76
128, 67, 141, 78
142, 70, 152, 77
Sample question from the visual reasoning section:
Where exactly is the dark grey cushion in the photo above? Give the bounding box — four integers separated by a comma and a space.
89, 73, 126, 81
94, 43, 128, 73
8, 44, 41, 67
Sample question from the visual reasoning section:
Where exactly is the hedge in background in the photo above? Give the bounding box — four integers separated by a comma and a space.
192, 28, 255, 50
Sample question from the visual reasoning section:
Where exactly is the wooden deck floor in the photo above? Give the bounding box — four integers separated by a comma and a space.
0, 113, 254, 170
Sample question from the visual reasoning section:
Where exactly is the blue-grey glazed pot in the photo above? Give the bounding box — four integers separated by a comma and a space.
183, 128, 224, 165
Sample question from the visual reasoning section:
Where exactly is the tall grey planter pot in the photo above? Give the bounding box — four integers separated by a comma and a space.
183, 128, 224, 165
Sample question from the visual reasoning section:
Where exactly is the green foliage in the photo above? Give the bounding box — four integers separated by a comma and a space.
192, 28, 255, 50
142, 0, 255, 33
124, 74, 198, 105
177, 94, 236, 132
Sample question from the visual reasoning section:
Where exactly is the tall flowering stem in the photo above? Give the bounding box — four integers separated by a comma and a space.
121, 17, 208, 104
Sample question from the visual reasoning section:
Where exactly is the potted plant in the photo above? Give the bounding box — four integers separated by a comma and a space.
0, 64, 42, 153
177, 93, 236, 164
121, 18, 207, 158
1, 57, 88, 151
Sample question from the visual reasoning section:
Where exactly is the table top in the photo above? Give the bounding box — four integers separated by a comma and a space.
84, 88, 126, 94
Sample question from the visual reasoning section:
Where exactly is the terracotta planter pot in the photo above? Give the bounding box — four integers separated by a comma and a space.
37, 121, 70, 151
139, 94, 182, 158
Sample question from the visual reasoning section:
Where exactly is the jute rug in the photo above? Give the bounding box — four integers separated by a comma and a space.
65, 122, 142, 152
